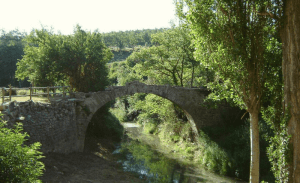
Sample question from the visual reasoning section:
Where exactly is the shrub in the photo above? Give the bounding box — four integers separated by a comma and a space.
197, 130, 231, 175
0, 115, 45, 182
143, 122, 157, 134
17, 89, 29, 96
3, 89, 17, 96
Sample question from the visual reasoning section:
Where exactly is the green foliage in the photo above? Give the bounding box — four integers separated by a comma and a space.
106, 26, 213, 88
109, 97, 128, 122
176, 1, 285, 181
0, 29, 29, 87
0, 115, 45, 182
109, 49, 134, 62
126, 25, 210, 87
16, 24, 112, 92
130, 93, 197, 161
177, 0, 282, 110
143, 123, 157, 134
263, 106, 291, 183
267, 127, 291, 183
126, 91, 275, 181
102, 28, 167, 50
198, 130, 231, 175
15, 28, 65, 87
110, 74, 275, 181
134, 94, 177, 130
107, 61, 141, 86
200, 118, 275, 182
259, 27, 288, 182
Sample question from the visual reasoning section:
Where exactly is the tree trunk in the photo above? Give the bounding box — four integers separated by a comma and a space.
180, 59, 184, 87
191, 63, 194, 88
249, 110, 260, 183
172, 70, 178, 86
281, 0, 300, 182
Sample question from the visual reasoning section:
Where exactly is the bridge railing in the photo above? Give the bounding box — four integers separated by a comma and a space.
1, 86, 71, 104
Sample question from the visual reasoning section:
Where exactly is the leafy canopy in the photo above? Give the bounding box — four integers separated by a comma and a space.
125, 25, 212, 87
16, 25, 113, 92
177, 0, 281, 111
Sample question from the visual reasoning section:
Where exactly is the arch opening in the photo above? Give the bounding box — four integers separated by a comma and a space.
83, 101, 124, 152
83, 91, 199, 152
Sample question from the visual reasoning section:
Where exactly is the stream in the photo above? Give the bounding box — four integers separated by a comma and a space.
113, 122, 246, 183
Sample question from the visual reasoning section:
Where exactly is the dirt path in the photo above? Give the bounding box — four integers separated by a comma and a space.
40, 137, 145, 183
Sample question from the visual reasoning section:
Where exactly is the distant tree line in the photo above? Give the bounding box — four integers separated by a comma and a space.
102, 28, 168, 50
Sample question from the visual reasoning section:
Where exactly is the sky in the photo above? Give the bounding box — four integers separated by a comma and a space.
0, 0, 178, 35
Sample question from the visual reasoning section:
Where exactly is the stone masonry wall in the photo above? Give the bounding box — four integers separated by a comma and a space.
1, 100, 80, 153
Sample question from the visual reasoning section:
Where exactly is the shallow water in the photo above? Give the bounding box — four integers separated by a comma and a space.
114, 123, 246, 183
114, 142, 187, 183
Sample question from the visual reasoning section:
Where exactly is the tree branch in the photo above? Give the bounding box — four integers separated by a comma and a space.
256, 11, 279, 20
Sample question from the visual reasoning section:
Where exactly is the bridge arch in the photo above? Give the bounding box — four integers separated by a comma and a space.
72, 81, 225, 151
82, 82, 202, 131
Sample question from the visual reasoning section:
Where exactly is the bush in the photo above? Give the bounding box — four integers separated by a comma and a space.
17, 89, 29, 96
197, 130, 231, 175
3, 89, 17, 96
0, 115, 45, 182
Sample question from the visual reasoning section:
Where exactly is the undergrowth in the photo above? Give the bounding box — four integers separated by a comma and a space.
0, 115, 45, 182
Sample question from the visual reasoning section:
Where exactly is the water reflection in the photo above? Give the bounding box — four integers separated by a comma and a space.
114, 124, 246, 183
113, 140, 198, 183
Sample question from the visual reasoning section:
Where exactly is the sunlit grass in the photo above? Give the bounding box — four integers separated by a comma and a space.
1, 89, 70, 103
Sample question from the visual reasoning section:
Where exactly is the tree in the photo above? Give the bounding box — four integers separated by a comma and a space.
15, 28, 64, 87
126, 25, 209, 87
127, 31, 139, 50
142, 31, 151, 46
16, 25, 113, 92
56, 25, 113, 92
177, 0, 282, 182
0, 29, 27, 87
102, 29, 167, 48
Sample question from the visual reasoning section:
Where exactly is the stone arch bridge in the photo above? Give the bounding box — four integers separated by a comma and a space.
2, 81, 233, 154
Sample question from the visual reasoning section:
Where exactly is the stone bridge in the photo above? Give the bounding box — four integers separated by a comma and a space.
1, 81, 233, 154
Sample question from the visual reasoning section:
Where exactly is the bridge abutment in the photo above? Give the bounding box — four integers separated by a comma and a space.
1, 100, 84, 153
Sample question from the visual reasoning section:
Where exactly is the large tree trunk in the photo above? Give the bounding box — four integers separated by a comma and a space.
281, 0, 300, 182
249, 110, 260, 183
